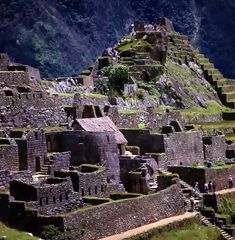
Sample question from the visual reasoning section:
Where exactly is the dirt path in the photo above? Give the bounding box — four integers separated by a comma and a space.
216, 187, 235, 195
99, 212, 195, 240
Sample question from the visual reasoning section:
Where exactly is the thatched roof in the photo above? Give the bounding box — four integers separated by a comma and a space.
75, 116, 127, 145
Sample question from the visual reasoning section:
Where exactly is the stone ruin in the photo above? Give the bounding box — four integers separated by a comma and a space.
0, 17, 234, 240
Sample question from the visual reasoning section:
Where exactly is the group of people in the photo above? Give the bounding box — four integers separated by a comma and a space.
194, 176, 234, 195
106, 47, 120, 62
204, 181, 216, 194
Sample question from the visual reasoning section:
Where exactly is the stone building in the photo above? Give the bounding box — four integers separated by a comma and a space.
0, 53, 10, 71
203, 134, 226, 162
124, 76, 138, 96
10, 129, 47, 172
121, 127, 204, 168
10, 177, 81, 215
72, 116, 128, 155
46, 128, 125, 185
55, 164, 118, 198
0, 138, 19, 171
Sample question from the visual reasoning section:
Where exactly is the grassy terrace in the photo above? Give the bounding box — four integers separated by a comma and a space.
181, 100, 232, 117
151, 224, 220, 240
56, 92, 75, 97
81, 93, 107, 99
195, 121, 235, 129
226, 133, 235, 141
60, 193, 144, 216
10, 125, 66, 133
118, 109, 146, 114
0, 222, 38, 239
117, 40, 151, 52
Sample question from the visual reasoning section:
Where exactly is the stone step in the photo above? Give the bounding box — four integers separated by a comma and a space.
216, 80, 235, 87
221, 92, 235, 101
220, 85, 235, 93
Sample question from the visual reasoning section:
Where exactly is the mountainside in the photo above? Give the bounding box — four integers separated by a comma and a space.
0, 0, 235, 78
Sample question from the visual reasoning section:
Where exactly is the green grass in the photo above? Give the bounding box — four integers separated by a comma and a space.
118, 109, 146, 114
150, 223, 220, 240
181, 100, 230, 117
81, 93, 107, 99
0, 222, 38, 239
56, 92, 75, 97
155, 105, 175, 113
117, 40, 151, 52
138, 122, 145, 129
226, 133, 235, 141
166, 61, 197, 81
195, 120, 235, 130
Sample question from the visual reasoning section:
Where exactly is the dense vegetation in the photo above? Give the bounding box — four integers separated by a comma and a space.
0, 0, 235, 77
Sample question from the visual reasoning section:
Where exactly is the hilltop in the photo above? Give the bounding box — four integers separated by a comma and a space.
0, 0, 235, 77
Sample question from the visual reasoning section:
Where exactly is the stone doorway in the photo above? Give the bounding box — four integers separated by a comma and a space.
35, 157, 41, 172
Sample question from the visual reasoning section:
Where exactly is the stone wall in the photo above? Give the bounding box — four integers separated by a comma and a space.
169, 165, 235, 191
48, 151, 71, 174
12, 130, 47, 172
168, 166, 206, 191
10, 178, 82, 215
203, 135, 226, 162
62, 184, 185, 240
120, 129, 165, 155
0, 170, 32, 190
73, 93, 109, 106
0, 53, 10, 71
55, 165, 109, 198
0, 94, 66, 127
48, 131, 121, 184
0, 140, 19, 171
0, 71, 29, 85
164, 131, 204, 166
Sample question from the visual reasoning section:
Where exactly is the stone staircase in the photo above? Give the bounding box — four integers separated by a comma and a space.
148, 171, 159, 193
167, 33, 194, 65
198, 214, 234, 240
40, 157, 53, 175
167, 32, 235, 111
195, 53, 235, 109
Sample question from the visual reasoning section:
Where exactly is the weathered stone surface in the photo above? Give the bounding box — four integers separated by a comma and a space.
62, 184, 184, 240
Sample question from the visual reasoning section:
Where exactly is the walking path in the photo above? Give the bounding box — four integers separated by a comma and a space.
215, 187, 235, 195
99, 212, 194, 240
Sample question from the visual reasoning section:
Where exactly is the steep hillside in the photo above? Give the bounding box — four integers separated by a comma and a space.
0, 0, 235, 78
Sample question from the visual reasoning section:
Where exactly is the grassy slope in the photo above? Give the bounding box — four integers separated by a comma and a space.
0, 222, 38, 240
150, 223, 220, 240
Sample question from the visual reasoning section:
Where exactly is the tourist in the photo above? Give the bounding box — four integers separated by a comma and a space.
204, 182, 209, 193
228, 175, 233, 188
190, 196, 195, 212
208, 181, 213, 193
207, 160, 213, 168
194, 182, 200, 196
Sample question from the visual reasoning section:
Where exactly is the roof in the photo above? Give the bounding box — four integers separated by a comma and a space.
75, 116, 127, 144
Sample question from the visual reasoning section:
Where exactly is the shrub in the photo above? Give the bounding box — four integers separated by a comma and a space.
149, 87, 160, 96
103, 64, 129, 92
138, 122, 145, 129
218, 197, 235, 215
41, 225, 63, 240
136, 89, 147, 100
191, 162, 199, 168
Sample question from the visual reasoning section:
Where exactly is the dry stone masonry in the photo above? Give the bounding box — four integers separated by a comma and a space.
0, 17, 234, 240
